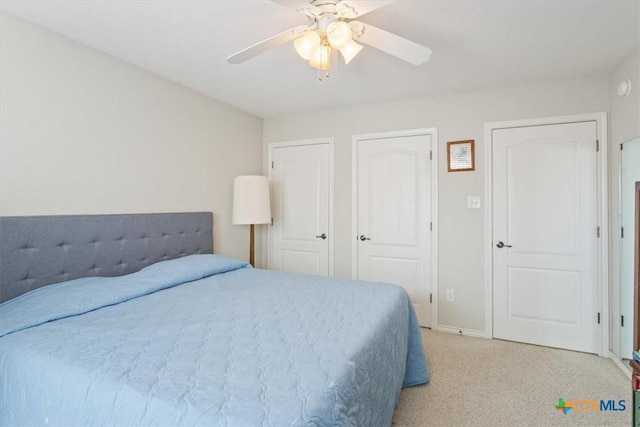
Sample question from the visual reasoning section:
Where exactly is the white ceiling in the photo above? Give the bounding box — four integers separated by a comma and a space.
1, 0, 638, 118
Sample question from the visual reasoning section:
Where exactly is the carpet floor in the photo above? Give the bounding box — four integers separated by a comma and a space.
392, 329, 631, 426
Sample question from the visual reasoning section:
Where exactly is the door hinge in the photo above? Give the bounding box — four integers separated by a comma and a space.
621, 315, 625, 327
621, 227, 624, 238
430, 222, 433, 231
429, 151, 432, 160
430, 293, 432, 303
271, 161, 274, 168
597, 312, 600, 324
596, 140, 599, 152
621, 143, 624, 150
596, 226, 600, 238
271, 217, 274, 226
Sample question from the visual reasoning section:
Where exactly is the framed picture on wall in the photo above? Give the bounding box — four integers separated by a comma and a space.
447, 139, 475, 172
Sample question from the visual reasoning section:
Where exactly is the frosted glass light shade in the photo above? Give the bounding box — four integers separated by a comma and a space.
326, 21, 352, 49
232, 175, 271, 225
294, 31, 321, 60
339, 40, 363, 64
309, 43, 331, 70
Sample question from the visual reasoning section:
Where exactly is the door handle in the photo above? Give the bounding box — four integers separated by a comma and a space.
315, 233, 327, 240
496, 241, 512, 248
359, 235, 371, 241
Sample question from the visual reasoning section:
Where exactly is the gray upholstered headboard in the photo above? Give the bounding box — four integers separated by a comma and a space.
0, 212, 213, 303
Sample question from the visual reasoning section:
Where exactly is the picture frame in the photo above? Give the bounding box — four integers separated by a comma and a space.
447, 139, 475, 172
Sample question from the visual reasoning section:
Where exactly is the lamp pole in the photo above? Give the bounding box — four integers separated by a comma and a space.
249, 223, 255, 267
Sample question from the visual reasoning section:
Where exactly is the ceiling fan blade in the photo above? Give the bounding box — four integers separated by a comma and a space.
270, 0, 322, 18
351, 21, 432, 65
337, 1, 396, 19
227, 25, 309, 64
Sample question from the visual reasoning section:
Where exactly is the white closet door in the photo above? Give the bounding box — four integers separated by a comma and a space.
269, 143, 330, 276
620, 138, 640, 359
492, 121, 599, 353
355, 133, 432, 327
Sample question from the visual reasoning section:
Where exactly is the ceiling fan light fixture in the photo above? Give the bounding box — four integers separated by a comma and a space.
294, 30, 321, 60
326, 21, 352, 49
339, 40, 363, 64
226, 1, 433, 81
309, 40, 331, 70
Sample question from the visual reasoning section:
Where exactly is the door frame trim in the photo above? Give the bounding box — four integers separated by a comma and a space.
267, 137, 335, 276
351, 127, 439, 328
483, 112, 609, 356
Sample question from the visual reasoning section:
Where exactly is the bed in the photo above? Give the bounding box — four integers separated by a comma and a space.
0, 212, 429, 426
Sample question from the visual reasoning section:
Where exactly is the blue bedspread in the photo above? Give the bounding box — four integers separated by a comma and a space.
0, 255, 429, 426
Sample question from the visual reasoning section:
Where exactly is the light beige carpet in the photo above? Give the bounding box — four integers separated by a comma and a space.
392, 329, 631, 427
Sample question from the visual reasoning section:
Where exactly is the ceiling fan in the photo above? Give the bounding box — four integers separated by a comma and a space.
226, 0, 432, 79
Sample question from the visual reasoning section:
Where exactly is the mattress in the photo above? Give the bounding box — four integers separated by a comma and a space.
0, 254, 429, 426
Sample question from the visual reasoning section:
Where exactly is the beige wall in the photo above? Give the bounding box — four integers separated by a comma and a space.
264, 76, 610, 332
0, 12, 264, 264
608, 50, 640, 355
610, 52, 640, 146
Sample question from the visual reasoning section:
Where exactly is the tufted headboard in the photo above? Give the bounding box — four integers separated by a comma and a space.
0, 212, 213, 303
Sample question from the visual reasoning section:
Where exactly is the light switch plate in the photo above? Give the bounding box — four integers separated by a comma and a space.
445, 289, 455, 302
467, 196, 481, 209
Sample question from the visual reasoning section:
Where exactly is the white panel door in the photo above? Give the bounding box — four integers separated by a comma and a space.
620, 138, 640, 359
356, 134, 432, 326
269, 143, 330, 275
492, 121, 599, 353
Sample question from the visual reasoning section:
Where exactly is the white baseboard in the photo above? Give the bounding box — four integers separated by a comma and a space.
435, 324, 486, 338
609, 351, 632, 379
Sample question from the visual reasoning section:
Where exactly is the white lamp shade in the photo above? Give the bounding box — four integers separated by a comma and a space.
294, 31, 321, 60
309, 42, 331, 70
232, 175, 271, 225
327, 21, 352, 50
339, 40, 363, 64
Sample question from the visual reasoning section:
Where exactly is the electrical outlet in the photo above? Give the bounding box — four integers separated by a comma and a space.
445, 289, 455, 302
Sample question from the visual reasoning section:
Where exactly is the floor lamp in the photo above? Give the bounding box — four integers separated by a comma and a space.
232, 175, 271, 267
